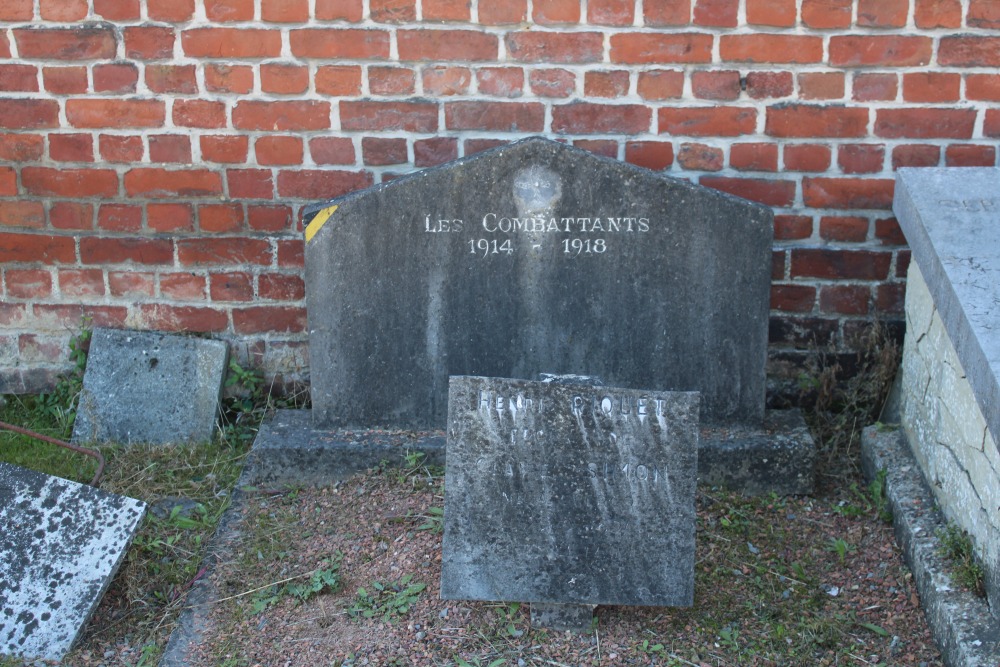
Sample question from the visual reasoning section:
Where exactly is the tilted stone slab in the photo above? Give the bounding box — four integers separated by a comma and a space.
304, 137, 772, 429
0, 463, 146, 662
441, 376, 698, 607
73, 328, 229, 446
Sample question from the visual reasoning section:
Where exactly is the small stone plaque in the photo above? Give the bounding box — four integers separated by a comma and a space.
441, 376, 698, 607
0, 463, 146, 662
73, 328, 229, 446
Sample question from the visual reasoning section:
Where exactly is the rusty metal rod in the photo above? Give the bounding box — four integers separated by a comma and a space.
0, 419, 105, 487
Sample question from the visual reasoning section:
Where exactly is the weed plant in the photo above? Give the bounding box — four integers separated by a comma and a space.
937, 524, 986, 597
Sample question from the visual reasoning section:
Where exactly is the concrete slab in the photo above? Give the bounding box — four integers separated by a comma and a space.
0, 463, 146, 662
73, 328, 229, 446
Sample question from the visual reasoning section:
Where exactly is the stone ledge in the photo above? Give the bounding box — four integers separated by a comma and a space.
861, 425, 1000, 667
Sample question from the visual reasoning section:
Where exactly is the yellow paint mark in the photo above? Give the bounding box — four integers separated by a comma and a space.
305, 204, 338, 243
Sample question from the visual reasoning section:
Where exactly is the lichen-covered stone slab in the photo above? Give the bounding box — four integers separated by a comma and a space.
73, 328, 229, 445
0, 463, 146, 662
441, 376, 698, 607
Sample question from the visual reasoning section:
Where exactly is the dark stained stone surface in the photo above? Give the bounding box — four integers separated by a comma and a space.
440, 376, 698, 607
73, 328, 229, 446
304, 137, 772, 429
0, 463, 146, 662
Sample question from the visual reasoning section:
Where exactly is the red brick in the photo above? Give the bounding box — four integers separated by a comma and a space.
802, 178, 895, 209
369, 66, 416, 95
442, 101, 543, 133
48, 202, 93, 231
258, 273, 305, 301
694, 0, 738, 26
23, 167, 117, 198
67, 99, 166, 129
362, 137, 408, 166
80, 237, 174, 265
801, 0, 851, 28
0, 64, 38, 92
820, 285, 869, 315
310, 137, 356, 165
721, 35, 824, 64
125, 168, 223, 198
912, 0, 960, 27
830, 36, 932, 67
248, 205, 292, 232
33, 304, 127, 329
0, 202, 44, 229
292, 29, 390, 59
58, 269, 105, 298
261, 64, 310, 95
148, 0, 194, 21
875, 217, 906, 246
423, 0, 470, 20
791, 249, 891, 280
659, 107, 756, 136
40, 0, 86, 20
124, 26, 175, 60
610, 33, 712, 64
677, 143, 723, 171
643, 0, 691, 24
316, 0, 363, 21
100, 135, 144, 163
139, 304, 228, 332
746, 71, 792, 99
584, 71, 629, 98
262, 0, 308, 21
701, 176, 795, 206
903, 73, 960, 103
43, 66, 87, 94
774, 215, 812, 240
798, 72, 845, 100
820, 215, 868, 242
149, 135, 192, 163
746, 0, 796, 26
206, 64, 253, 94
852, 73, 898, 102
987, 110, 1000, 138
209, 272, 253, 302
178, 238, 272, 266
783, 144, 832, 171
144, 65, 197, 94
623, 141, 673, 170
0, 0, 32, 20
233, 306, 306, 334
637, 70, 684, 100
573, 140, 618, 158
533, 0, 580, 23
505, 31, 601, 64
730, 143, 778, 171
277, 240, 304, 268
0, 100, 58, 130
838, 144, 884, 174
0, 134, 43, 161
371, 0, 415, 22
233, 101, 330, 131
588, 0, 634, 24
771, 285, 816, 312
529, 69, 575, 97
940, 37, 1000, 67
875, 109, 976, 139
49, 134, 93, 162
205, 0, 254, 21
423, 67, 472, 96
98, 204, 142, 232
766, 105, 868, 138
858, 0, 906, 26
316, 66, 363, 96
253, 136, 301, 166
109, 271, 154, 298
892, 145, 940, 169
94, 63, 139, 94
945, 144, 997, 167
692, 70, 740, 100
0, 167, 13, 196
773, 251, 788, 280
160, 273, 207, 300
552, 103, 651, 135
966, 74, 1000, 101
277, 170, 373, 199
875, 283, 906, 314
148, 203, 194, 232
200, 204, 244, 233
340, 101, 437, 132
201, 135, 249, 164
413, 138, 457, 167
227, 169, 274, 199
183, 28, 282, 58
477, 68, 524, 97
6, 269, 52, 299
480, 0, 525, 23
0, 233, 75, 263
14, 27, 116, 60
464, 139, 507, 156
969, 0, 1000, 28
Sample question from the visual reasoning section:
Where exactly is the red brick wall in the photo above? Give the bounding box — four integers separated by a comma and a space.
1, 0, 998, 391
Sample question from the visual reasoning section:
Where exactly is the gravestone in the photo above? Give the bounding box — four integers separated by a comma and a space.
73, 328, 229, 446
440, 376, 699, 609
0, 462, 146, 662
304, 136, 772, 429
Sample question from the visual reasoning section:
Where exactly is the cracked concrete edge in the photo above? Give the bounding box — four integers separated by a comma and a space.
861, 424, 1000, 667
